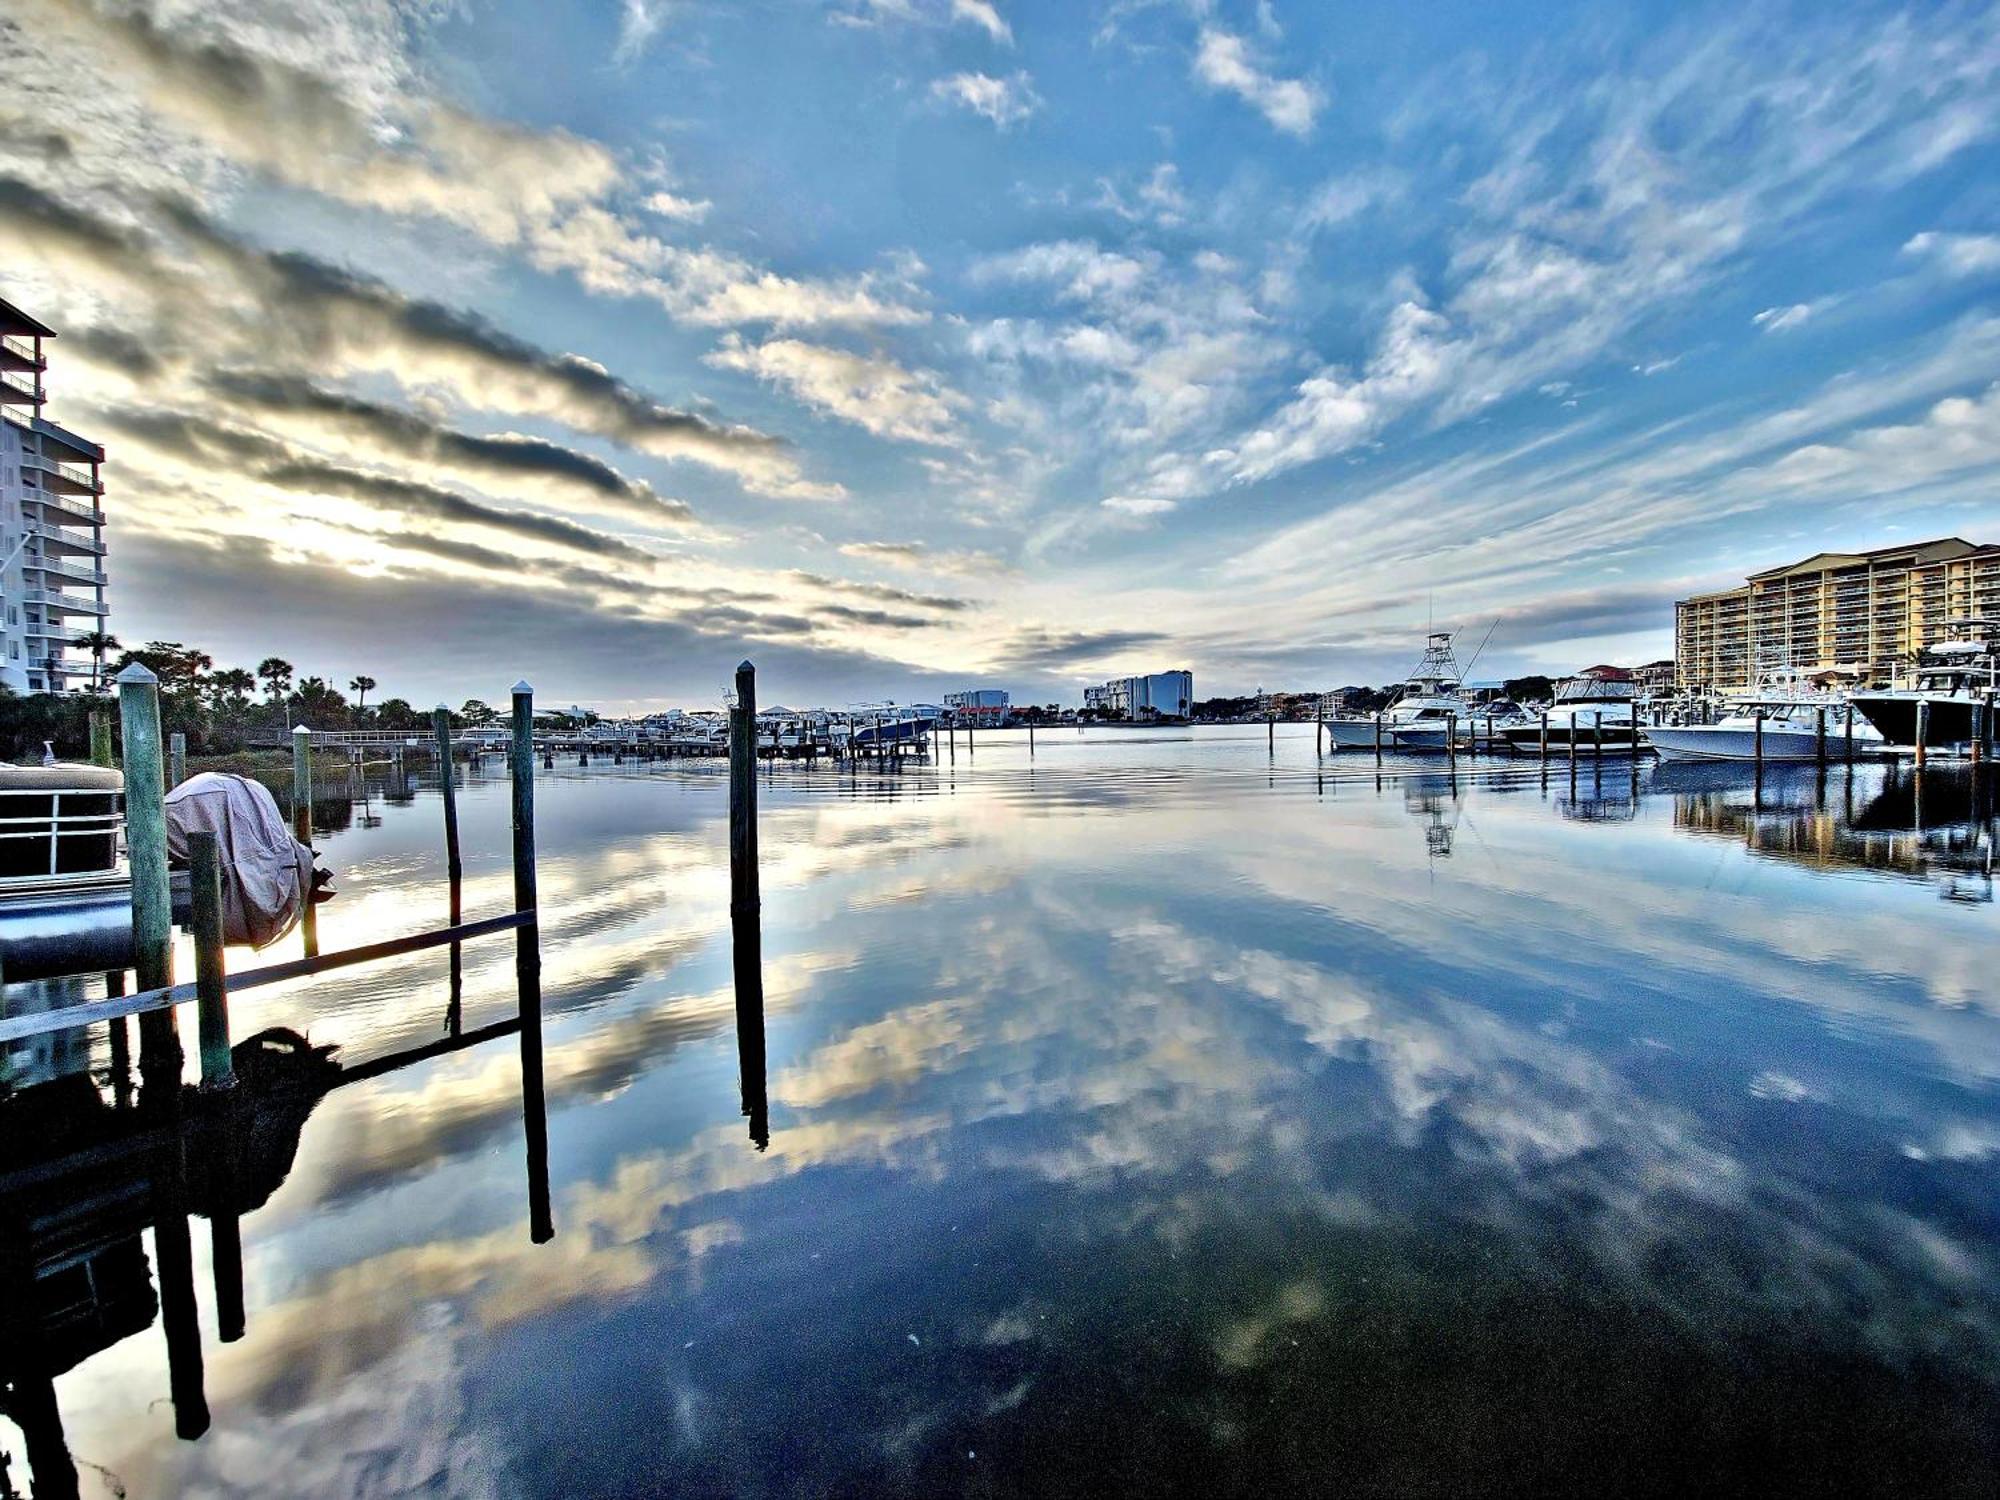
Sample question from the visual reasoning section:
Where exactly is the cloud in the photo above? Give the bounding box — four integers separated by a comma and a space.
642, 191, 712, 223
1191, 26, 1321, 137
615, 0, 676, 64
987, 626, 1169, 675
838, 540, 1013, 577
1902, 231, 2000, 278
201, 371, 697, 528
951, 1, 1013, 45
930, 71, 1041, 129
706, 335, 965, 444
1753, 304, 1816, 334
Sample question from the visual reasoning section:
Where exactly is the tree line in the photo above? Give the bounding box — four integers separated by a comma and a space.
0, 636, 520, 761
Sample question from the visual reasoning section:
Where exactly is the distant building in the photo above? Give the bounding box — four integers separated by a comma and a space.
1676, 538, 2000, 692
1, 299, 108, 695
945, 688, 1010, 723
1085, 670, 1193, 721
1630, 659, 1676, 697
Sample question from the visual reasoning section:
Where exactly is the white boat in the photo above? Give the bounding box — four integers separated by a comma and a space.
1499, 667, 1644, 754
1648, 687, 1884, 763
1850, 624, 2000, 751
1325, 633, 1483, 752
1390, 697, 1532, 752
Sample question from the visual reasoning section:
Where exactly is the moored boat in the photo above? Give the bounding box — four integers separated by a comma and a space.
1850, 626, 2000, 752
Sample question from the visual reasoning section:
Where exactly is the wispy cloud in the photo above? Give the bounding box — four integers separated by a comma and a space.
1902, 230, 2000, 278
1192, 26, 1321, 137
930, 70, 1041, 129
706, 335, 965, 445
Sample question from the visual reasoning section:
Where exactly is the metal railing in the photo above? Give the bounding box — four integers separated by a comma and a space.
24, 493, 106, 527
0, 787, 124, 882
23, 451, 102, 492
0, 371, 43, 402
0, 333, 43, 364
25, 555, 109, 588
24, 588, 107, 614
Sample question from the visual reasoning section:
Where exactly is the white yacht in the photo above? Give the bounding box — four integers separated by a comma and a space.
1850, 624, 2000, 751
1498, 667, 1644, 754
1324, 633, 1476, 751
1648, 672, 1885, 762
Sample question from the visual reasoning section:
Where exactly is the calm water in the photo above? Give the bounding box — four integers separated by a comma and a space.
4, 726, 1999, 1496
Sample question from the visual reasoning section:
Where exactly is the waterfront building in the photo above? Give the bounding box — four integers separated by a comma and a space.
1675, 538, 2000, 692
1085, 670, 1194, 721
0, 300, 108, 695
1631, 659, 1677, 697
944, 688, 1010, 723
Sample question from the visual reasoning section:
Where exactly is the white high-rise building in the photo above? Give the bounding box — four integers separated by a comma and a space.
1, 300, 108, 695
1085, 670, 1193, 720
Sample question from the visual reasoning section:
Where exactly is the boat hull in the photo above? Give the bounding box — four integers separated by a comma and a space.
1500, 725, 1644, 755
1851, 694, 1984, 748
1324, 718, 1388, 749
1647, 726, 1869, 763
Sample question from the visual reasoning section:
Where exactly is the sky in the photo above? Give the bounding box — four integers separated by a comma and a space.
3, 0, 1999, 712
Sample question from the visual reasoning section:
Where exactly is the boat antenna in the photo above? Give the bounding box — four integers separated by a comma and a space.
1459, 620, 1500, 680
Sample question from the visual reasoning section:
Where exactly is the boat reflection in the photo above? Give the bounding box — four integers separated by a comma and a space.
1665, 762, 1998, 899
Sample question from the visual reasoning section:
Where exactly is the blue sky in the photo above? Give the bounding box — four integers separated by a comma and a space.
4, 0, 1998, 707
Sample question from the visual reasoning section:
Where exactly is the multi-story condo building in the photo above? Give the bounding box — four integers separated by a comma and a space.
1083, 670, 1194, 720
1675, 538, 2000, 692
1, 299, 108, 695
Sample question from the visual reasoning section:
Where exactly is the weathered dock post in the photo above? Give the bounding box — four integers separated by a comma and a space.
169, 731, 187, 790
509, 681, 552, 1243
1447, 712, 1458, 770
1914, 699, 1929, 768
189, 831, 233, 1090
1268, 716, 1275, 754
116, 664, 180, 1091
1593, 711, 1604, 762
1815, 706, 1827, 766
1754, 710, 1765, 768
1540, 711, 1549, 759
90, 708, 114, 768
1844, 704, 1855, 763
291, 725, 318, 958
434, 706, 464, 1031
730, 662, 760, 917
1373, 712, 1383, 765
1630, 703, 1642, 789
1567, 715, 1578, 773
1029, 721, 1036, 755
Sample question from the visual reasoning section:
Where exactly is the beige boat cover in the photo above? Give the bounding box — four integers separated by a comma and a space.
165, 772, 316, 948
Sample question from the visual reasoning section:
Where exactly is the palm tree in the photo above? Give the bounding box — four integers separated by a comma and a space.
258, 657, 294, 727
78, 631, 119, 693
348, 674, 377, 713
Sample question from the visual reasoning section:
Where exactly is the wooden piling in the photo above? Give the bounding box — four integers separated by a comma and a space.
1447, 712, 1458, 769
433, 706, 464, 1032
1754, 710, 1765, 768
1815, 706, 1827, 766
1029, 722, 1036, 755
510, 682, 540, 946
1268, 716, 1275, 753
90, 708, 114, 768
116, 665, 174, 999
1373, 712, 1383, 764
729, 662, 759, 917
169, 731, 187, 790
189, 830, 234, 1090
1540, 711, 1549, 759
1915, 699, 1929, 768
1844, 704, 1854, 763
1593, 711, 1603, 762
292, 725, 317, 958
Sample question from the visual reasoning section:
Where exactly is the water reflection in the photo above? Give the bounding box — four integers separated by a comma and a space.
1668, 762, 1998, 900
5, 740, 1997, 1495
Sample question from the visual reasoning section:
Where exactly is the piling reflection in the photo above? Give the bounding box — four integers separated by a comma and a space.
733, 906, 769, 1151
0, 1000, 555, 1497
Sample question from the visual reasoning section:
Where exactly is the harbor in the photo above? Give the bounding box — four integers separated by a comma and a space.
3, 724, 1997, 1494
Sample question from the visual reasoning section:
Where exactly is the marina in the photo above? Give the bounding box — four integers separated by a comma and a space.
2, 724, 1998, 1494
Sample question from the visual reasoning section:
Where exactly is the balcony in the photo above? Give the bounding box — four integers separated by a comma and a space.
24, 492, 106, 529
23, 520, 105, 557
24, 556, 108, 589
0, 371, 43, 406
0, 333, 43, 370
24, 588, 107, 617
22, 451, 102, 496
26, 624, 94, 646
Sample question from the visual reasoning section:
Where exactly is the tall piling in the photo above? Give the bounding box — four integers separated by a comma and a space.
730, 662, 759, 918
433, 705, 464, 1030
89, 708, 114, 768
509, 681, 551, 1243
116, 663, 179, 1092
189, 831, 233, 1090
292, 725, 318, 958
168, 731, 186, 790
1915, 699, 1929, 768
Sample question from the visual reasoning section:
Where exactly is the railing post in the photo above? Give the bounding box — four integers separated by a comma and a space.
189, 831, 233, 1089
90, 707, 114, 768
730, 662, 759, 916
169, 731, 187, 789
